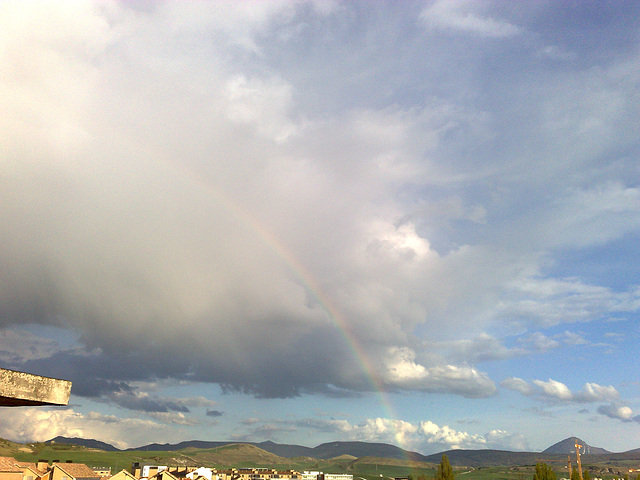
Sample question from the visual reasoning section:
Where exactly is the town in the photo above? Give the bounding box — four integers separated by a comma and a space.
0, 458, 354, 480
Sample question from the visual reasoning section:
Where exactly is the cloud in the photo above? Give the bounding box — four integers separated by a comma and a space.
533, 379, 573, 401
497, 277, 640, 329
558, 331, 588, 346
501, 377, 535, 396
523, 407, 555, 418
444, 333, 526, 363
147, 412, 200, 426
381, 347, 497, 398
106, 391, 190, 413
420, 0, 522, 38
0, 328, 66, 363
259, 416, 527, 454
519, 332, 560, 352
574, 383, 619, 403
536, 45, 577, 61
504, 378, 620, 404
292, 418, 355, 434
597, 403, 634, 421
1, 0, 639, 416
206, 410, 224, 417
0, 408, 171, 449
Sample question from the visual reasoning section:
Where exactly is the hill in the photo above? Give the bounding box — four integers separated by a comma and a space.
309, 441, 429, 461
39, 436, 640, 469
47, 436, 120, 452
423, 449, 551, 467
542, 437, 611, 455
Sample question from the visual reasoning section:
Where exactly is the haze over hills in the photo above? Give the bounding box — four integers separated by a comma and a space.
43, 436, 640, 467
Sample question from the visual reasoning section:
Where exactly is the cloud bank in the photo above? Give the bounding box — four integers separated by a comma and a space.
1, 2, 639, 444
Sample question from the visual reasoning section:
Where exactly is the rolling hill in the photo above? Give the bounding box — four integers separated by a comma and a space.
41, 436, 640, 468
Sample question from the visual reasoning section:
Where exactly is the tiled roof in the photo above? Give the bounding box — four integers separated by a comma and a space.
16, 463, 47, 476
0, 457, 22, 472
54, 463, 101, 479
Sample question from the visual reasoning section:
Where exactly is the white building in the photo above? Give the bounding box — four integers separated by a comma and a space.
186, 468, 215, 480
300, 472, 352, 480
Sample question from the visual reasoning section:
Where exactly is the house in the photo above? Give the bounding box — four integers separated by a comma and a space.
49, 463, 102, 480
186, 468, 215, 480
16, 463, 46, 480
148, 471, 180, 480
110, 470, 138, 480
0, 457, 27, 480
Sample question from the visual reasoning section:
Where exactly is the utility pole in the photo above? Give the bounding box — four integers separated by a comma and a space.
567, 456, 572, 480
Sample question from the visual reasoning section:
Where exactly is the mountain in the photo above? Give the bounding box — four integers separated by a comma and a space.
256, 440, 315, 458
45, 436, 640, 468
309, 441, 429, 461
124, 439, 425, 461
542, 437, 611, 455
46, 436, 120, 452
423, 449, 549, 467
126, 440, 233, 452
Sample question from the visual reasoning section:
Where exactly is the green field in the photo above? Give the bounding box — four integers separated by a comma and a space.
6, 441, 638, 480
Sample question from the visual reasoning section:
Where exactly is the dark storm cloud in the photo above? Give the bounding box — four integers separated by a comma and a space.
206, 410, 223, 417
1, 0, 639, 416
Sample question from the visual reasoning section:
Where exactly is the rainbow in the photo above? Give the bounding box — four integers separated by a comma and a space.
145, 149, 410, 450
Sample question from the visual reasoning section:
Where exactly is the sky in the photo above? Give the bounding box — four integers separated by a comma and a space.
1, 0, 639, 455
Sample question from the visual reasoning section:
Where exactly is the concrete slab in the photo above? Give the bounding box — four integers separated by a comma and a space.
0, 368, 71, 406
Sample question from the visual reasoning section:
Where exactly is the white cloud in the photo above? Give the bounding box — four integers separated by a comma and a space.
498, 276, 640, 328
574, 383, 619, 403
540, 184, 640, 250
147, 412, 200, 426
558, 331, 588, 346
0, 408, 170, 449
224, 74, 297, 142
288, 416, 527, 453
597, 403, 634, 421
536, 45, 577, 61
381, 347, 497, 398
533, 379, 578, 401
519, 332, 560, 352
501, 377, 534, 396
506, 378, 620, 405
420, 0, 521, 38
443, 333, 525, 364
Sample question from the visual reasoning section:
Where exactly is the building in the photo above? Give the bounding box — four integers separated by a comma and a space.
49, 463, 102, 480
0, 457, 29, 480
186, 468, 215, 480
300, 473, 352, 480
110, 471, 137, 480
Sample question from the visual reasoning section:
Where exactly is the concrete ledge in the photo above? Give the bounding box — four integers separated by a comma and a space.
0, 368, 71, 406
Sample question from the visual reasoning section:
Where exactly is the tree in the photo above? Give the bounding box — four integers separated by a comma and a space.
571, 467, 579, 480
533, 463, 556, 480
582, 470, 590, 480
435, 454, 454, 480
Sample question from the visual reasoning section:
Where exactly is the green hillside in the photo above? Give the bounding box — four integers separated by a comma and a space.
3, 438, 639, 480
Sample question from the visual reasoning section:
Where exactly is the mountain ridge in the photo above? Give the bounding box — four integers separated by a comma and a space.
44, 436, 640, 466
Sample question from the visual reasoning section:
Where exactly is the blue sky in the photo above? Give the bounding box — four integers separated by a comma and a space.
1, 0, 639, 454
